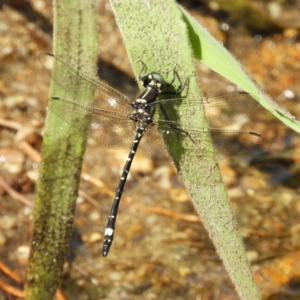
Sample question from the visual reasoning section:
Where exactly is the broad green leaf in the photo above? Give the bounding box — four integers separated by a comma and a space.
25, 1, 98, 299
111, 1, 260, 299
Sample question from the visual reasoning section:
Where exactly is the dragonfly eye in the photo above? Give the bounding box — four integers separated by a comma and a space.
151, 73, 165, 90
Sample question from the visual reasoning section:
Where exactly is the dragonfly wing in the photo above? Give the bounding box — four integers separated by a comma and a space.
155, 118, 269, 160
49, 97, 136, 149
190, 128, 269, 160
154, 92, 259, 128
203, 92, 259, 128
40, 52, 133, 113
41, 52, 137, 149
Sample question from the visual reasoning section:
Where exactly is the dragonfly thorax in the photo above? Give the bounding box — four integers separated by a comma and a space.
130, 104, 153, 127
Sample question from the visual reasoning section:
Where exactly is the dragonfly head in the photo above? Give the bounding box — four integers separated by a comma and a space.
140, 72, 166, 93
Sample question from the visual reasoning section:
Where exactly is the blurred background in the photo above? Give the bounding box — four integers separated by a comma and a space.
0, 0, 300, 299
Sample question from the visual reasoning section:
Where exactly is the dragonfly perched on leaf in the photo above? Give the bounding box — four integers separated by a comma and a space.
40, 52, 269, 256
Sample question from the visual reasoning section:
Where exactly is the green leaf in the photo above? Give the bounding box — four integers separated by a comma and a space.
180, 5, 300, 134
24, 1, 98, 299
111, 1, 260, 299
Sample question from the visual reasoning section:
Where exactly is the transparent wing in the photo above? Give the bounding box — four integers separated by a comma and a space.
155, 119, 269, 160
41, 52, 137, 149
41, 52, 267, 156
48, 97, 137, 149
152, 92, 259, 128
40, 51, 259, 127
40, 52, 133, 113
199, 129, 268, 160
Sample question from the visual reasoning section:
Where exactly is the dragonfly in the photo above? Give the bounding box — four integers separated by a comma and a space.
40, 52, 267, 256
